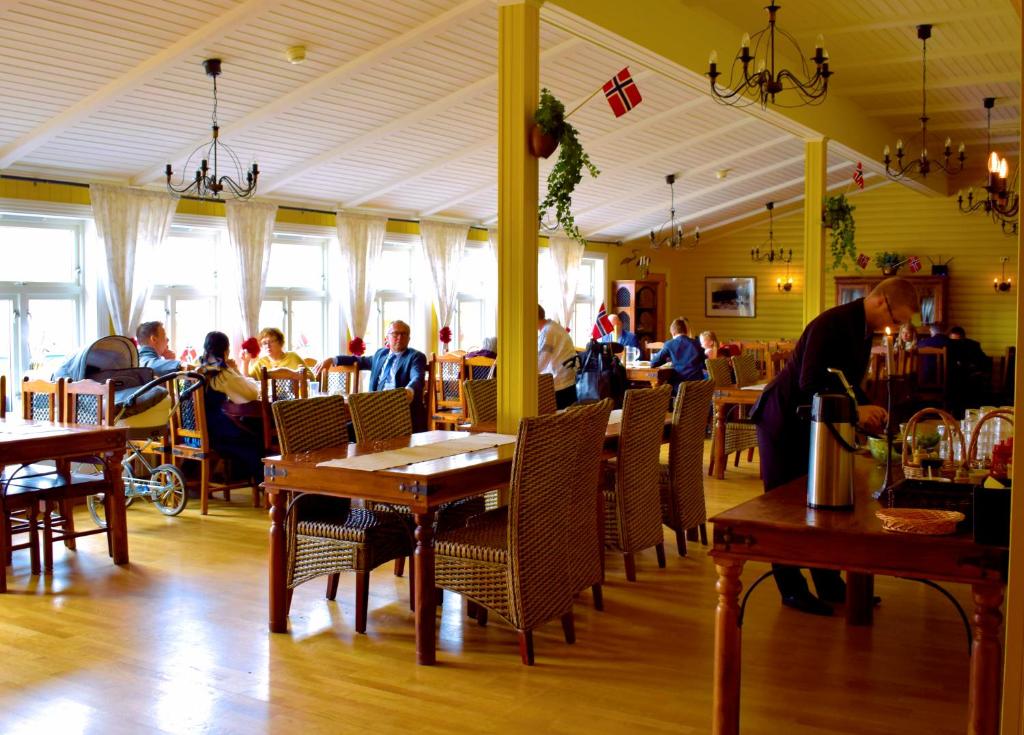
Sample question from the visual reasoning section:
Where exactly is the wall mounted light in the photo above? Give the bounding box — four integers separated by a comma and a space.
994, 256, 1012, 292
776, 276, 794, 292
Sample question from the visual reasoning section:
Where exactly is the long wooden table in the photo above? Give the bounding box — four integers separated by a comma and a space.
708, 459, 1008, 734
710, 383, 765, 480
625, 364, 676, 388
262, 430, 515, 665
0, 417, 128, 587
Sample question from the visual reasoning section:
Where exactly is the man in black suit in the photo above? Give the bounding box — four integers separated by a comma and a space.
316, 320, 428, 432
751, 278, 919, 615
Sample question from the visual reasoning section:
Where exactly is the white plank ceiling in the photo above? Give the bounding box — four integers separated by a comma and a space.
0, 0, 1018, 242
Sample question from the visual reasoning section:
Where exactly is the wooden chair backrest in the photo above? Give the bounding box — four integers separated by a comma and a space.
64, 379, 115, 427
303, 357, 317, 369
739, 341, 770, 373
430, 353, 466, 412
21, 376, 65, 421
767, 351, 792, 381
465, 355, 496, 381
645, 341, 664, 359
169, 375, 210, 453
320, 363, 359, 397
260, 367, 309, 451
916, 346, 948, 390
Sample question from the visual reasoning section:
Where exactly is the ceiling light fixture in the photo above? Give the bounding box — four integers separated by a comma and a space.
957, 97, 1018, 235
994, 256, 1012, 292
706, 3, 832, 109
882, 25, 965, 180
166, 59, 259, 200
649, 174, 699, 249
751, 202, 792, 263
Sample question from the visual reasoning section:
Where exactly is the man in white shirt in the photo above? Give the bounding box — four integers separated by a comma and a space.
537, 305, 578, 409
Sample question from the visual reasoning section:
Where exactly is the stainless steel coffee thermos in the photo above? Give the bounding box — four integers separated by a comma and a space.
807, 392, 857, 509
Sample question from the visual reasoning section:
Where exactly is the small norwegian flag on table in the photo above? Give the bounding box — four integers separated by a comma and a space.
603, 67, 642, 118
852, 161, 865, 190
592, 302, 614, 340
907, 255, 922, 273
856, 253, 870, 269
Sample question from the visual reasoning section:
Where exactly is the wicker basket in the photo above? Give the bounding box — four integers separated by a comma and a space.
901, 408, 965, 481
876, 508, 965, 535
965, 409, 1014, 470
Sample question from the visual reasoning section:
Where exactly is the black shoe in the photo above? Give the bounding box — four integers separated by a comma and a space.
781, 593, 834, 616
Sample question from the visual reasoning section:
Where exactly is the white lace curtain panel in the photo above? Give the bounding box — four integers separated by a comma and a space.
89, 184, 177, 336
336, 213, 387, 346
420, 219, 469, 331
225, 199, 278, 339
547, 234, 584, 328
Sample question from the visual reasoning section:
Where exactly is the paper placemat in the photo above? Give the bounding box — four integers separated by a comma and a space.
316, 432, 517, 472
740, 383, 767, 391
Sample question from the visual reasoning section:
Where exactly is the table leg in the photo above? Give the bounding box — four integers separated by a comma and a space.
846, 572, 874, 626
414, 511, 437, 665
713, 401, 726, 480
713, 560, 744, 735
968, 583, 1003, 735
105, 448, 129, 564
268, 488, 288, 634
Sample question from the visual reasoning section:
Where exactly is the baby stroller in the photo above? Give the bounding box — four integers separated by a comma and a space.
53, 335, 201, 526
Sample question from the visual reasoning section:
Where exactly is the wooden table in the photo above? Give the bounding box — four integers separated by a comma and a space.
464, 409, 671, 444
262, 430, 515, 665
708, 459, 1008, 734
0, 418, 129, 583
626, 364, 676, 388
710, 383, 765, 480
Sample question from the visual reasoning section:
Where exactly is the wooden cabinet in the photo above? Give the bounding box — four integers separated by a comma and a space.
834, 275, 950, 328
611, 278, 666, 349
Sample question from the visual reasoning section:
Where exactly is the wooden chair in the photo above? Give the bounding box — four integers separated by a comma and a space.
434, 409, 585, 664
302, 357, 317, 369
463, 378, 497, 426
603, 384, 673, 581
739, 341, 770, 374
271, 395, 413, 633
766, 350, 792, 381
645, 341, 664, 359
465, 354, 496, 381
537, 373, 557, 416
915, 346, 948, 408
659, 379, 714, 556
319, 363, 359, 398
259, 366, 309, 453
167, 375, 254, 515
428, 353, 467, 429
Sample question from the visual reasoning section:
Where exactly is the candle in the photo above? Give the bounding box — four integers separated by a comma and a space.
884, 326, 894, 377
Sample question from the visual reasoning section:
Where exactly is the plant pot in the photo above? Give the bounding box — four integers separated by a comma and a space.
882, 266, 899, 276
529, 124, 559, 158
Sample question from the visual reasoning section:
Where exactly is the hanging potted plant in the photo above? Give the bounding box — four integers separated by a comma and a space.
874, 251, 904, 276
532, 88, 599, 247
822, 194, 857, 270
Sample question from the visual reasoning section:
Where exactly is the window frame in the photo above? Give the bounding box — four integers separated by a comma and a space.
261, 233, 330, 356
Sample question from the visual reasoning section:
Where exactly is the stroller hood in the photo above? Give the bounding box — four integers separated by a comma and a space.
54, 335, 166, 416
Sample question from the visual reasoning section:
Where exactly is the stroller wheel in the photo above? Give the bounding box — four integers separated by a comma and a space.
87, 494, 108, 529
151, 464, 187, 516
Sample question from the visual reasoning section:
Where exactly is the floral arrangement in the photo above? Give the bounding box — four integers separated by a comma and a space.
439, 326, 452, 345
874, 251, 904, 274
241, 336, 260, 358
348, 337, 365, 356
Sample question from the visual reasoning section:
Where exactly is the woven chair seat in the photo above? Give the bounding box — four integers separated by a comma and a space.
296, 507, 409, 544
435, 511, 508, 564
723, 421, 758, 455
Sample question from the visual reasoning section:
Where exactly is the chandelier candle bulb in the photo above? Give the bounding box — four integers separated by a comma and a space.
709, 49, 718, 66
883, 145, 890, 159
741, 32, 750, 50
897, 139, 904, 154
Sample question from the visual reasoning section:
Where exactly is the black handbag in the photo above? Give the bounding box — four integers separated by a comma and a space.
575, 340, 627, 407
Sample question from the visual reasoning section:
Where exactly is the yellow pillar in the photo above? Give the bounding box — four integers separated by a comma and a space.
496, 0, 541, 433
802, 137, 828, 324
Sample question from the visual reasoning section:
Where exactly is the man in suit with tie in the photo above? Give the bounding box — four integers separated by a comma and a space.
316, 320, 428, 432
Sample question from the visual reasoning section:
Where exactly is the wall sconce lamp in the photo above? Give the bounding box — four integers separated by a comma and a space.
994, 256, 1012, 292
777, 276, 794, 292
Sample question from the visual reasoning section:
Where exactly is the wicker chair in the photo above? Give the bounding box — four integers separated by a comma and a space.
463, 378, 497, 425
705, 357, 734, 387
271, 396, 413, 633
259, 366, 309, 453
564, 398, 614, 609
537, 373, 557, 416
706, 358, 758, 476
604, 384, 672, 581
730, 353, 760, 387
659, 379, 715, 557
434, 409, 584, 664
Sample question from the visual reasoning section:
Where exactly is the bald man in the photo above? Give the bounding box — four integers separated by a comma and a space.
599, 314, 638, 349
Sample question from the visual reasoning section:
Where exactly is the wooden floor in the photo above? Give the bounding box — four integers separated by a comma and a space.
0, 444, 978, 734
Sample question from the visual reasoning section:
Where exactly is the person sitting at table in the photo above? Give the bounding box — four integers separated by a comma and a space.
699, 330, 739, 359
537, 305, 578, 409
197, 331, 263, 483
651, 318, 705, 389
917, 324, 950, 349
898, 323, 918, 351
242, 327, 306, 379
136, 321, 181, 376
465, 336, 497, 360
315, 320, 428, 432
751, 277, 918, 616
599, 314, 638, 350
948, 325, 992, 415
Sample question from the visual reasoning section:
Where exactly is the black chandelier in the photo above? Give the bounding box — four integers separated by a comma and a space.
957, 97, 1018, 235
706, 3, 832, 109
649, 174, 699, 249
751, 202, 792, 263
166, 59, 259, 200
882, 25, 965, 180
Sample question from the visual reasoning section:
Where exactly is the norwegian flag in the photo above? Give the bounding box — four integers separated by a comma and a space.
852, 161, 865, 190
591, 302, 614, 340
907, 255, 922, 273
602, 67, 643, 118
856, 253, 870, 269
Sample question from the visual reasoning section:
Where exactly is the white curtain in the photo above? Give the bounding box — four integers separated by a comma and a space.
420, 219, 469, 330
225, 199, 278, 339
89, 184, 176, 336
336, 213, 387, 343
486, 228, 498, 270
548, 234, 585, 328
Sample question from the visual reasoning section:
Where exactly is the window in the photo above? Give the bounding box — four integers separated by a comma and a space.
261, 235, 328, 358
538, 251, 606, 346
453, 243, 495, 351
369, 240, 423, 353
0, 215, 85, 409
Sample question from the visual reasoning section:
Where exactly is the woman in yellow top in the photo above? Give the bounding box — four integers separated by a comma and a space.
242, 327, 306, 379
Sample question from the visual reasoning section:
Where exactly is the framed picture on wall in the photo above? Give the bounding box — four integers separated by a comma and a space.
705, 276, 756, 318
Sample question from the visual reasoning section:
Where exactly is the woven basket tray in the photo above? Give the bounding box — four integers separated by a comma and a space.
901, 408, 965, 481
876, 508, 964, 535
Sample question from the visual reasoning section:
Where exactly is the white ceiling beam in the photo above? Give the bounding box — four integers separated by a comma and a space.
840, 44, 1020, 71
132, 0, 489, 185
593, 152, 806, 239
844, 73, 1020, 97
0, 0, 283, 170
787, 8, 1013, 37
868, 100, 1022, 117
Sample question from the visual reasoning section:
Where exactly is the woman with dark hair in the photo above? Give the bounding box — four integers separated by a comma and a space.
198, 331, 263, 482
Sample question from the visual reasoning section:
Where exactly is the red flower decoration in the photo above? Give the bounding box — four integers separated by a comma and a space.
439, 326, 452, 345
348, 337, 366, 356
241, 336, 260, 358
